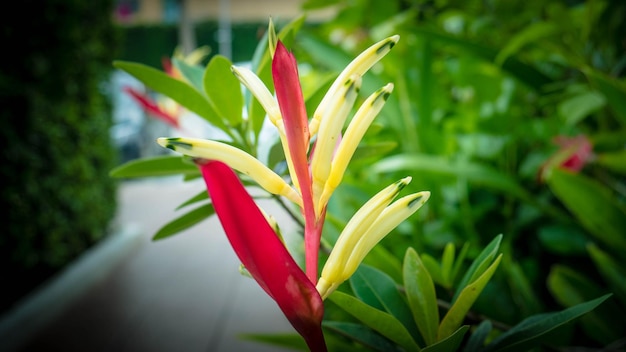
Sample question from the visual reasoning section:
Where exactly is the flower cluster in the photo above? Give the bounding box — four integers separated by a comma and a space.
157, 22, 429, 351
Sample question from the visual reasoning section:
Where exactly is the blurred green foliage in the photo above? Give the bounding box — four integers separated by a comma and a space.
116, 21, 268, 68
0, 0, 119, 314
298, 0, 626, 348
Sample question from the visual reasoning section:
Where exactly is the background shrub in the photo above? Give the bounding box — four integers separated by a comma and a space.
0, 0, 119, 315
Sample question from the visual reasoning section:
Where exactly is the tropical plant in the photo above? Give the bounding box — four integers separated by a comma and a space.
110, 14, 612, 351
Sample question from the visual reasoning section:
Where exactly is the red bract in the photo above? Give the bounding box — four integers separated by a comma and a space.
198, 160, 326, 352
272, 41, 323, 283
123, 86, 179, 128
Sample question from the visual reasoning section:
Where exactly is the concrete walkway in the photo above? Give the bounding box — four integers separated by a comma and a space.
1, 177, 298, 352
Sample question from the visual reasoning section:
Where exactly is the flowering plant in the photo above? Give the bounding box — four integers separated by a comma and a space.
111, 17, 610, 352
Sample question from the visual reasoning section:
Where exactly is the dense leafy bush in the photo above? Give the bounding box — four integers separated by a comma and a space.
0, 0, 119, 314
298, 0, 626, 348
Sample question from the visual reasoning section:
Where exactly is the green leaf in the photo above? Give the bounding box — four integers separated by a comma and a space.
239, 333, 308, 351
323, 321, 399, 352
172, 58, 206, 93
587, 244, 626, 306
350, 265, 421, 343
453, 234, 503, 302
403, 248, 439, 346
441, 243, 455, 287
113, 60, 226, 130
439, 254, 502, 340
537, 223, 589, 255
412, 27, 552, 90
558, 90, 606, 126
203, 55, 244, 126
596, 149, 626, 175
328, 291, 421, 352
451, 243, 469, 287
585, 69, 626, 126
175, 190, 208, 210
152, 203, 214, 241
372, 155, 530, 202
495, 21, 559, 66
462, 320, 492, 352
545, 168, 626, 253
353, 142, 399, 162
109, 155, 199, 178
420, 254, 445, 288
547, 266, 621, 344
483, 294, 611, 352
362, 244, 403, 284
422, 325, 469, 352
243, 329, 368, 352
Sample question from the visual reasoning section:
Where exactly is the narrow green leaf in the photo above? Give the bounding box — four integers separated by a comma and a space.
329, 291, 421, 352
451, 243, 469, 286
113, 61, 226, 130
441, 243, 455, 287
483, 294, 611, 352
453, 235, 503, 302
109, 155, 199, 178
411, 27, 552, 90
152, 203, 214, 241
172, 58, 206, 93
175, 190, 209, 210
351, 265, 420, 343
505, 261, 543, 316
243, 329, 369, 352
362, 244, 403, 284
203, 55, 244, 127
323, 321, 399, 352
558, 90, 606, 126
403, 248, 439, 346
547, 266, 621, 344
495, 21, 559, 66
462, 320, 492, 352
545, 169, 626, 253
587, 244, 626, 306
422, 325, 469, 352
239, 333, 308, 351
439, 254, 502, 340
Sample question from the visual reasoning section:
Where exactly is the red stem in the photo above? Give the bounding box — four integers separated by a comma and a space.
305, 208, 326, 284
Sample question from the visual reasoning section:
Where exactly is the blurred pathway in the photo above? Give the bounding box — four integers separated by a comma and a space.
2, 177, 296, 352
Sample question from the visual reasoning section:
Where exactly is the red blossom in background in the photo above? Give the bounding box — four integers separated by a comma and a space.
539, 134, 594, 182
123, 86, 180, 128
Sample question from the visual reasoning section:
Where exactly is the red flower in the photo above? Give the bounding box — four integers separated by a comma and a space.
539, 135, 593, 181
198, 160, 326, 352
123, 86, 180, 128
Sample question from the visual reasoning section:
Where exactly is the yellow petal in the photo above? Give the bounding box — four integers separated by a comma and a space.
310, 35, 400, 135
310, 75, 361, 216
157, 137, 302, 206
317, 178, 411, 299
318, 83, 394, 209
343, 191, 430, 275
